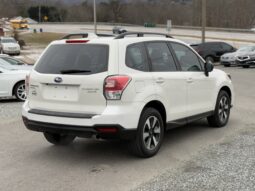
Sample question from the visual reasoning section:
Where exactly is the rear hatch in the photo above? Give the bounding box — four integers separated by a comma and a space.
28, 42, 109, 115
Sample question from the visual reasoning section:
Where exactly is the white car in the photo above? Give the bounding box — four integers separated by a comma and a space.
0, 65, 28, 101
22, 32, 234, 157
0, 54, 32, 71
220, 46, 255, 67
0, 37, 21, 55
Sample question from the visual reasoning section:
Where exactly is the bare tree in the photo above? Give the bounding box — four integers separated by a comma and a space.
108, 0, 123, 23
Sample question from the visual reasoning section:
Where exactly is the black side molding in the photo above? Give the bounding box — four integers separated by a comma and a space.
167, 111, 214, 129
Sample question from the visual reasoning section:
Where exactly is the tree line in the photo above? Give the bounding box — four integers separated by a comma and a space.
0, 0, 255, 29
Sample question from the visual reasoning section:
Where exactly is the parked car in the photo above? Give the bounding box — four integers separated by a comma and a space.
236, 50, 255, 68
0, 65, 28, 101
0, 37, 21, 55
0, 54, 32, 70
22, 32, 234, 157
112, 26, 127, 34
220, 46, 255, 67
191, 42, 236, 63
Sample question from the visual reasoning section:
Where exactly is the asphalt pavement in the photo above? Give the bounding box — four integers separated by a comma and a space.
0, 65, 254, 191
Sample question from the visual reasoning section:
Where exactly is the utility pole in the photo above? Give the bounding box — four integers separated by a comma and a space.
39, 5, 41, 23
93, 0, 97, 34
201, 0, 206, 43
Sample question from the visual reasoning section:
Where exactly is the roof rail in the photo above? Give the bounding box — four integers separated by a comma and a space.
62, 33, 115, 39
114, 32, 173, 39
96, 34, 115, 37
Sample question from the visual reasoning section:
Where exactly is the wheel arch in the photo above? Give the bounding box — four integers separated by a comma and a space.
12, 80, 25, 95
205, 55, 215, 61
142, 100, 167, 128
219, 86, 232, 101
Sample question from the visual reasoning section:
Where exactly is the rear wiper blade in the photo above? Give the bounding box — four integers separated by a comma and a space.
60, 69, 91, 74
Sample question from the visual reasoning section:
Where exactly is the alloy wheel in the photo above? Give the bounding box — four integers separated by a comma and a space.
142, 116, 161, 150
218, 96, 229, 123
16, 83, 26, 101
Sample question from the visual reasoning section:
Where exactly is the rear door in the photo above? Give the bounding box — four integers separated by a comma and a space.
145, 41, 188, 121
209, 42, 223, 59
28, 43, 111, 115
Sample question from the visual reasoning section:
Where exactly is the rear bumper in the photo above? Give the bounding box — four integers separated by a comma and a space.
22, 116, 136, 140
22, 100, 144, 139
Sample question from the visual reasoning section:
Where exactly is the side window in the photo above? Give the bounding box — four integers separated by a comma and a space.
146, 42, 177, 72
208, 43, 220, 51
221, 43, 233, 51
199, 59, 205, 70
3, 58, 20, 65
126, 43, 149, 71
170, 43, 203, 72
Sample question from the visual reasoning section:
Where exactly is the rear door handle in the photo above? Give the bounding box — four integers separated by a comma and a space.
186, 78, 194, 83
156, 78, 165, 84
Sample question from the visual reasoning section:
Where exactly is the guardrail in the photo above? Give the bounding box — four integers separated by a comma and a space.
30, 22, 255, 34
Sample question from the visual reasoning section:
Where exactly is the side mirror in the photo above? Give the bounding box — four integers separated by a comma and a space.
205, 61, 214, 77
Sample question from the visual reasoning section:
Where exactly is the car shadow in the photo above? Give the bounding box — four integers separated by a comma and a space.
239, 67, 255, 69
29, 119, 219, 165
0, 98, 20, 103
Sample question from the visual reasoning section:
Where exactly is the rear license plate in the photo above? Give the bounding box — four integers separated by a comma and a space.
43, 84, 79, 101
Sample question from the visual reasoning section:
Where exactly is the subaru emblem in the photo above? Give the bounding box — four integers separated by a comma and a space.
54, 77, 63, 83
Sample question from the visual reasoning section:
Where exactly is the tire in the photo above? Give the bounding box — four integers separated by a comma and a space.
224, 64, 230, 67
206, 56, 214, 63
13, 81, 26, 101
129, 108, 164, 158
243, 65, 250, 68
207, 90, 231, 128
43, 132, 75, 145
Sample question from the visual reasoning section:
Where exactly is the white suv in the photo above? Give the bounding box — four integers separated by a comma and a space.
22, 33, 234, 157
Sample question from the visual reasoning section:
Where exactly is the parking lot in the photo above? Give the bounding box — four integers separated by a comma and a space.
0, 65, 254, 191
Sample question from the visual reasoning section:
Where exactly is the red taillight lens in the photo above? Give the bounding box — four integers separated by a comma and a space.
96, 127, 118, 133
104, 75, 131, 100
66, 40, 89, 44
25, 74, 30, 96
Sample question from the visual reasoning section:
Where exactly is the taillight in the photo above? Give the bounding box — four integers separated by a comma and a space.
104, 75, 131, 100
25, 74, 30, 96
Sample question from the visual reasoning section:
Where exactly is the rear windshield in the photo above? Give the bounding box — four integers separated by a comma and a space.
35, 44, 109, 75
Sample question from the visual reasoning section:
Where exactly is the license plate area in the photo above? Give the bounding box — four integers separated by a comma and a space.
42, 84, 79, 101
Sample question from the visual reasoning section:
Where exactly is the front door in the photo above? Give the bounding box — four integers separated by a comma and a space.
170, 42, 215, 117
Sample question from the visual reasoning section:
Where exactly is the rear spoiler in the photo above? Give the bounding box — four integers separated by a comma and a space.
61, 33, 115, 40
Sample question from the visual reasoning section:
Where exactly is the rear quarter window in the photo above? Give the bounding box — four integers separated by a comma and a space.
35, 44, 109, 75
126, 43, 149, 72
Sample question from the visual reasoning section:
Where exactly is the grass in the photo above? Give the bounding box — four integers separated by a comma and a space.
20, 32, 65, 46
